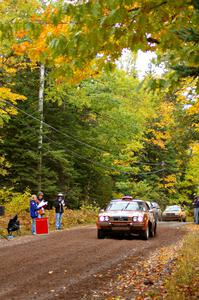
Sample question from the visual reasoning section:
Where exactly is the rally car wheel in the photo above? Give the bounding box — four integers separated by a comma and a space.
97, 229, 106, 239
141, 225, 149, 240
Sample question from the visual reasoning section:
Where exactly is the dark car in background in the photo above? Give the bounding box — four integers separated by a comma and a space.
96, 197, 157, 240
162, 205, 186, 222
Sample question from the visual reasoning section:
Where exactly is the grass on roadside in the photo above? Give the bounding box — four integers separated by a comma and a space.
164, 225, 199, 300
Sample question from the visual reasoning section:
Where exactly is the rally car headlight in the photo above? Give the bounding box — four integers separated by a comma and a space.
132, 215, 144, 222
99, 215, 109, 222
138, 215, 144, 222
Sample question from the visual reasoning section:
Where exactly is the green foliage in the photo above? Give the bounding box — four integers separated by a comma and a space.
1, 64, 198, 210
1, 0, 199, 210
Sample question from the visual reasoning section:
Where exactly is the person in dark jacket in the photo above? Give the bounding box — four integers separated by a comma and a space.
54, 193, 65, 230
193, 195, 199, 224
7, 214, 20, 236
30, 194, 39, 234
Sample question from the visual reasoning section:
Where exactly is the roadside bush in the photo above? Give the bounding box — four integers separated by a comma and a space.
80, 203, 100, 213
47, 205, 98, 228
5, 188, 31, 215
0, 189, 31, 236
184, 208, 194, 222
0, 187, 17, 204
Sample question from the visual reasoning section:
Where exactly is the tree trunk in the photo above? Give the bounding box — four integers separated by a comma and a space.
38, 64, 45, 191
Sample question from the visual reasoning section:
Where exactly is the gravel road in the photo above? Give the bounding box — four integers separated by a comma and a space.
0, 222, 187, 300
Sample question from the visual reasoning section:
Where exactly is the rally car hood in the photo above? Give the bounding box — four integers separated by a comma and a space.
99, 210, 144, 217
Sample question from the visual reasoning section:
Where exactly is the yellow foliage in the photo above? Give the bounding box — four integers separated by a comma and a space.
194, 124, 199, 133
13, 13, 71, 63
150, 138, 166, 149
186, 143, 199, 185
5, 67, 16, 74
142, 165, 151, 172
165, 174, 177, 183
68, 59, 101, 84
175, 78, 197, 105
12, 41, 31, 56
187, 101, 199, 115
191, 143, 199, 154
164, 174, 177, 188
148, 129, 171, 140
159, 102, 174, 126
54, 56, 74, 70
125, 3, 140, 11
0, 156, 11, 176
15, 30, 27, 39
0, 87, 26, 103
158, 174, 177, 189
146, 129, 171, 149
146, 101, 174, 148
113, 159, 130, 167
168, 188, 177, 194
0, 87, 26, 126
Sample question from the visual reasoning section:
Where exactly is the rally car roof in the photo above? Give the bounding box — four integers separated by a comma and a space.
110, 198, 145, 202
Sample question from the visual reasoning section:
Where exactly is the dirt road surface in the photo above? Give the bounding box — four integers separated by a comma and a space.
0, 222, 187, 300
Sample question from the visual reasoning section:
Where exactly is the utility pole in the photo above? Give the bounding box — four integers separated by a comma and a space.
161, 161, 166, 192
38, 64, 45, 191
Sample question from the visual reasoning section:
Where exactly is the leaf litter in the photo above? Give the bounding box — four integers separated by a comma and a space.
88, 225, 199, 300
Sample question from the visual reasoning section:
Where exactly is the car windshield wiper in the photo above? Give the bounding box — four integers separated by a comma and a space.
122, 203, 130, 210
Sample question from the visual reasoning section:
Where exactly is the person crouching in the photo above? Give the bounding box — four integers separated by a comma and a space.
54, 193, 65, 230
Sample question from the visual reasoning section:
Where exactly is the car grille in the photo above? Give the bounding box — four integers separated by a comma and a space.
166, 213, 176, 216
112, 216, 129, 222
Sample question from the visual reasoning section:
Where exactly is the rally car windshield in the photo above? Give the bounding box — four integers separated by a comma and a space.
165, 206, 181, 212
106, 201, 146, 211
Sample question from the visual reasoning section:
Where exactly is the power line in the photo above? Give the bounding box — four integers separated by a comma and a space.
44, 135, 166, 176
43, 135, 119, 172
2, 100, 109, 154
3, 99, 164, 170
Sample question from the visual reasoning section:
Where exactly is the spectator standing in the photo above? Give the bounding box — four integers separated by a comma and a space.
37, 191, 45, 218
193, 196, 199, 224
30, 194, 39, 234
54, 193, 65, 230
